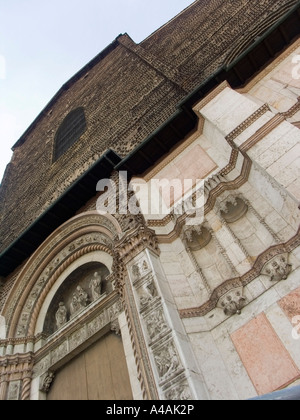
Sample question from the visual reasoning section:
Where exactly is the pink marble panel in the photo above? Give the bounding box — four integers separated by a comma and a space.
278, 287, 300, 323
231, 313, 300, 395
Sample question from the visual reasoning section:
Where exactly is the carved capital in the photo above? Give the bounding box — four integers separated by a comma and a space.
0, 353, 34, 385
116, 225, 160, 264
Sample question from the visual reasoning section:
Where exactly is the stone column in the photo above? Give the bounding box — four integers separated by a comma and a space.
115, 223, 209, 400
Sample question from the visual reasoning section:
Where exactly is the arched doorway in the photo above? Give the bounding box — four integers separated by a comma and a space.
42, 262, 133, 401
47, 332, 133, 401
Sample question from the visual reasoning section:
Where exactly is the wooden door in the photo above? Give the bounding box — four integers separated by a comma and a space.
47, 333, 133, 400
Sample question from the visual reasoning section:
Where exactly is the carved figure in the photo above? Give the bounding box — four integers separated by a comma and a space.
265, 256, 292, 282
89, 272, 103, 301
222, 293, 246, 316
55, 302, 67, 329
70, 286, 88, 316
40, 372, 55, 393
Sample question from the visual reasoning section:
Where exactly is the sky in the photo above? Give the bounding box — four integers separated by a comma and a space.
0, 0, 195, 183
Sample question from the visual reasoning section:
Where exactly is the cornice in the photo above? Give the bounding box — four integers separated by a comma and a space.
180, 227, 300, 318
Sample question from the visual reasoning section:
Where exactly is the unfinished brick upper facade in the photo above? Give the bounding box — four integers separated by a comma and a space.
1, 0, 298, 253
1, 0, 300, 401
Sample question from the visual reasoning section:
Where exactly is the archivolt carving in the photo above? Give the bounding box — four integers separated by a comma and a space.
3, 212, 121, 335
14, 244, 113, 338
3, 212, 121, 337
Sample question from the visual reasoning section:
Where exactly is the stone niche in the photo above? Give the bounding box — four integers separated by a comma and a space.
186, 227, 212, 252
220, 197, 248, 224
43, 262, 110, 336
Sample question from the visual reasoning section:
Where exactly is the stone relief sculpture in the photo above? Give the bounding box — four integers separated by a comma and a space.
89, 272, 103, 301
70, 286, 89, 317
131, 258, 151, 282
139, 280, 158, 308
165, 384, 192, 400
77, 286, 89, 307
55, 302, 67, 330
146, 308, 169, 341
262, 254, 292, 282
40, 372, 55, 393
219, 290, 246, 316
46, 265, 110, 333
132, 264, 141, 281
154, 343, 181, 379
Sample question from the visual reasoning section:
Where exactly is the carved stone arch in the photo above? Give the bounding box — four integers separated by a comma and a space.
3, 212, 122, 339
31, 248, 114, 337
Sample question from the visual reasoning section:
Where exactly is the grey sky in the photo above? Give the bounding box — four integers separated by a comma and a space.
0, 0, 195, 182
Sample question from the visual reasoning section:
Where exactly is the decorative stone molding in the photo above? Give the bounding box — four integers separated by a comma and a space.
261, 253, 292, 282
116, 225, 160, 265
3, 212, 120, 335
204, 173, 228, 198
239, 114, 285, 153
226, 104, 271, 144
179, 228, 300, 319
280, 97, 300, 119
217, 286, 246, 316
148, 151, 251, 242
